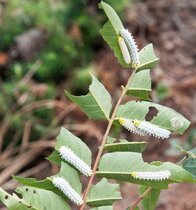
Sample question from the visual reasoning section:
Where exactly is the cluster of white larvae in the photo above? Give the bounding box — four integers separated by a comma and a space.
52, 120, 171, 204
118, 28, 140, 68
119, 118, 171, 139
52, 146, 92, 205
131, 170, 171, 181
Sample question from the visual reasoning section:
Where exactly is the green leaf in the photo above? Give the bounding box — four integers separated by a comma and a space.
87, 178, 121, 207
116, 101, 190, 134
0, 187, 36, 210
16, 186, 71, 210
66, 75, 112, 120
14, 177, 53, 191
97, 152, 196, 189
104, 141, 148, 153
91, 206, 113, 210
136, 44, 159, 71
53, 127, 92, 167
106, 136, 116, 144
139, 186, 160, 210
182, 158, 196, 179
177, 146, 196, 158
15, 162, 82, 200
99, 1, 124, 34
127, 69, 151, 100
99, 1, 130, 68
100, 21, 129, 68
47, 150, 61, 165
133, 207, 140, 210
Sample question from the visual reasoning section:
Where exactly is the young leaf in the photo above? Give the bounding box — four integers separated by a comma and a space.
136, 44, 159, 71
16, 186, 71, 210
104, 141, 148, 153
182, 158, 196, 179
0, 187, 36, 210
66, 75, 112, 120
127, 69, 151, 100
97, 152, 196, 189
139, 186, 160, 210
116, 101, 190, 134
86, 178, 121, 207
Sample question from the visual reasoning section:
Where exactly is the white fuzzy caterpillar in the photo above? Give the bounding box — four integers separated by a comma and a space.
119, 118, 146, 136
52, 177, 83, 205
118, 118, 171, 139
131, 170, 171, 181
118, 36, 131, 64
133, 120, 171, 139
59, 146, 92, 176
119, 29, 140, 68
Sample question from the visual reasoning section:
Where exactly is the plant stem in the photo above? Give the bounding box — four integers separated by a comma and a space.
80, 70, 136, 210
128, 187, 152, 210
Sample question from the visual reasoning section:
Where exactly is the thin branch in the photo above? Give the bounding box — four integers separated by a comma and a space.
80, 70, 136, 210
128, 187, 152, 210
20, 121, 32, 151
0, 148, 44, 185
14, 60, 42, 95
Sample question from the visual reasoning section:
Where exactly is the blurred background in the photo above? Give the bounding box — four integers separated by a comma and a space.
0, 0, 195, 209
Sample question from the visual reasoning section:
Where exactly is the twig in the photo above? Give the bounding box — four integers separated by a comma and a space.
20, 121, 32, 151
80, 70, 136, 210
0, 60, 41, 152
14, 60, 42, 95
0, 131, 21, 160
0, 117, 10, 152
0, 148, 43, 184
128, 187, 152, 210
16, 100, 67, 115
1, 161, 49, 190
